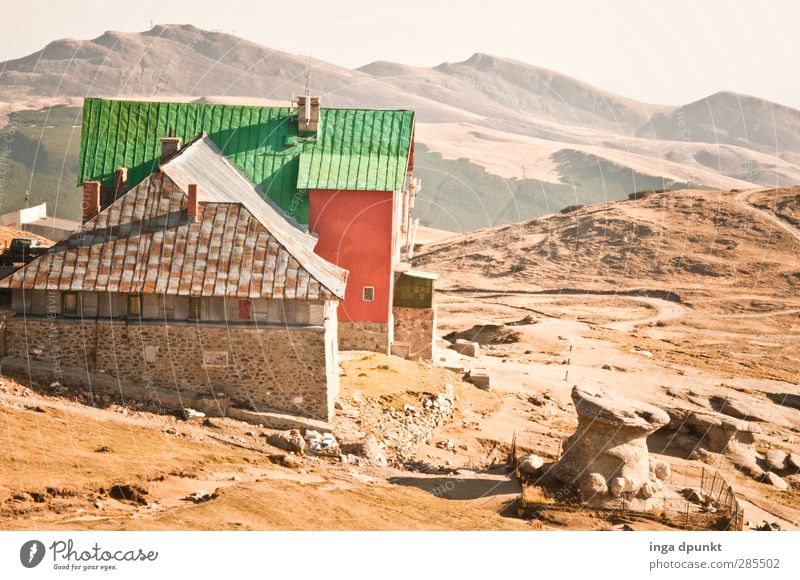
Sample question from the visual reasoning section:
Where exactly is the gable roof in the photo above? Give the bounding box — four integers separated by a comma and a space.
2, 136, 348, 300
78, 98, 415, 224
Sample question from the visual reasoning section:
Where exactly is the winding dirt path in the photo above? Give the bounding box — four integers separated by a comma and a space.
735, 188, 800, 244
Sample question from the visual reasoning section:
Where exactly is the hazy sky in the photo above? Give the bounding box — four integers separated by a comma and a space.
2, 0, 799, 108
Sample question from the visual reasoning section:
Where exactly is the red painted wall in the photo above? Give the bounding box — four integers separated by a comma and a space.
308, 189, 396, 324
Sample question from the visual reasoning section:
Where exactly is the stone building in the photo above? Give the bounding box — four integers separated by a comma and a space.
0, 134, 347, 422
76, 97, 436, 356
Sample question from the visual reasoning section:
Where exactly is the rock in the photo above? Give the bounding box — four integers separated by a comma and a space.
244, 430, 255, 437
231, 475, 242, 482
339, 434, 387, 466
789, 453, 800, 471
609, 477, 627, 497
517, 455, 544, 475
266, 429, 307, 454
764, 450, 788, 471
466, 368, 491, 390
578, 473, 608, 499
554, 385, 669, 496
684, 489, 706, 503
710, 395, 788, 426
765, 472, 789, 491
183, 490, 216, 503
650, 459, 671, 481
270, 453, 302, 469
639, 481, 657, 499
664, 407, 761, 456
450, 340, 480, 357
94, 501, 103, 509
182, 408, 205, 421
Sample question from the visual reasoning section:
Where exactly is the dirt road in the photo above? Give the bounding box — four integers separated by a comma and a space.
735, 188, 800, 244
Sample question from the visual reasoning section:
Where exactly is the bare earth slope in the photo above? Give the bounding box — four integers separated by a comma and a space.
415, 187, 800, 313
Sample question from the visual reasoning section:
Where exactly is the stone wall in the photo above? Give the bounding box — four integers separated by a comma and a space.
393, 306, 436, 360
3, 315, 336, 421
338, 321, 390, 354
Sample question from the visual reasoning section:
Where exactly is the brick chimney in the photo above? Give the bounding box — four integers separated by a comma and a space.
161, 129, 182, 164
114, 167, 128, 196
82, 181, 101, 223
187, 183, 198, 222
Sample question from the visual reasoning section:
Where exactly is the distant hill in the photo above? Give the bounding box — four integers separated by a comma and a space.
1, 24, 799, 229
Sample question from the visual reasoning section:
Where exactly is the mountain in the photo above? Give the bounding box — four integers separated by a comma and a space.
1, 24, 799, 230
413, 186, 800, 311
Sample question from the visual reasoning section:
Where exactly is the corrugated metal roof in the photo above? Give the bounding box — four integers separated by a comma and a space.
78, 98, 415, 224
402, 269, 439, 281
3, 137, 348, 300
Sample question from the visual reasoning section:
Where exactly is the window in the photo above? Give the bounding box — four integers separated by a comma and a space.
362, 286, 375, 302
188, 297, 201, 320
62, 292, 78, 315
127, 294, 142, 317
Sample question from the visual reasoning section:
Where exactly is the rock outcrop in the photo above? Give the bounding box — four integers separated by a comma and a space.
554, 385, 670, 504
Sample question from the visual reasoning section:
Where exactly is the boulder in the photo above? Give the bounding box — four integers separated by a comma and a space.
554, 385, 669, 495
266, 429, 306, 454
710, 395, 789, 426
450, 340, 480, 357
466, 368, 491, 390
578, 473, 608, 499
339, 434, 387, 466
639, 481, 657, 499
664, 407, 761, 456
650, 458, 671, 481
764, 450, 788, 471
517, 455, 544, 475
788, 453, 800, 471
764, 472, 789, 491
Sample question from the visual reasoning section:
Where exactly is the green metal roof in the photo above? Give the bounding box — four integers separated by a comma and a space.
78, 98, 415, 224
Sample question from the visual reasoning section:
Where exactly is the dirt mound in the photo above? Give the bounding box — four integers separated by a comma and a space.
444, 324, 523, 345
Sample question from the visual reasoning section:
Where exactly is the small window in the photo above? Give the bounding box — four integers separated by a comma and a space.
127, 294, 142, 317
188, 297, 201, 320
362, 286, 375, 302
62, 292, 78, 315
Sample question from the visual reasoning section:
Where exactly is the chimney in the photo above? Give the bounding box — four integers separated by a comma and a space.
161, 128, 181, 163
297, 93, 320, 132
82, 181, 101, 223
114, 167, 128, 197
187, 183, 198, 222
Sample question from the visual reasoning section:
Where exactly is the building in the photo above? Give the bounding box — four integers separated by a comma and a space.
76, 97, 431, 355
0, 202, 81, 241
0, 134, 347, 422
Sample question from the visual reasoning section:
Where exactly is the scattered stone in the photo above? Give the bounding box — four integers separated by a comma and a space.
184, 490, 217, 503
789, 453, 800, 471
244, 430, 256, 437
181, 408, 205, 421
764, 450, 788, 471
450, 340, 480, 357
517, 454, 544, 475
202, 417, 222, 428
94, 501, 103, 509
465, 368, 491, 390
95, 446, 113, 453
231, 475, 242, 482
764, 472, 789, 491
266, 429, 307, 454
